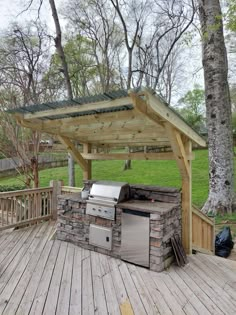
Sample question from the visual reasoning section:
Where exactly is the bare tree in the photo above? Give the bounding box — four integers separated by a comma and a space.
126, 0, 195, 91
154, 43, 185, 104
110, 0, 149, 89
109, 0, 195, 169
0, 22, 51, 187
198, 0, 234, 214
63, 0, 124, 93
49, 0, 75, 186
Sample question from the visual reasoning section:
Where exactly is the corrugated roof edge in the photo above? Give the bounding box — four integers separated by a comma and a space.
42, 104, 134, 120
7, 89, 129, 114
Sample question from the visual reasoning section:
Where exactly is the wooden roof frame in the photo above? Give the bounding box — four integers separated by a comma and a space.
10, 88, 206, 254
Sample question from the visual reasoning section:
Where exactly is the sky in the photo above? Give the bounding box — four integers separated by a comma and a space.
0, 0, 204, 104
0, 0, 55, 34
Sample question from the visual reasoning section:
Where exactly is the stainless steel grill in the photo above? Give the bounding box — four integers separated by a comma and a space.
86, 181, 130, 220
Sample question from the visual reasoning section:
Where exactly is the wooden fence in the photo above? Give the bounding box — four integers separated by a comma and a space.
192, 205, 215, 254
0, 155, 67, 171
0, 155, 68, 179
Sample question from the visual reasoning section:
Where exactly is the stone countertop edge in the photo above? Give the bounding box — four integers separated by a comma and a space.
117, 199, 179, 214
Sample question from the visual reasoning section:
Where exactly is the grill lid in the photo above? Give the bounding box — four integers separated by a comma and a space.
89, 180, 129, 202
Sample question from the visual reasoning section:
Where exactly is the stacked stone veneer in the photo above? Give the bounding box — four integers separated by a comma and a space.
57, 194, 123, 258
57, 182, 181, 272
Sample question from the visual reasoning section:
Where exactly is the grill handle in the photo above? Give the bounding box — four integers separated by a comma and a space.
88, 195, 118, 202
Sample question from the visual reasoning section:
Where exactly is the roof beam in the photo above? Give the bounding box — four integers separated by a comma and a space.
143, 88, 206, 147
78, 133, 169, 143
130, 92, 164, 127
81, 152, 194, 160
82, 140, 170, 146
37, 109, 141, 128
93, 143, 172, 148
23, 96, 132, 120
42, 119, 156, 134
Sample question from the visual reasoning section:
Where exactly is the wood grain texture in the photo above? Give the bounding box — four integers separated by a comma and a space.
0, 222, 235, 315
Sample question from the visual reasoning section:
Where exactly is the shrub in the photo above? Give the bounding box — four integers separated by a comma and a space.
0, 184, 26, 192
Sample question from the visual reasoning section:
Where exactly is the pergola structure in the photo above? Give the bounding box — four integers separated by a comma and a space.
9, 88, 206, 254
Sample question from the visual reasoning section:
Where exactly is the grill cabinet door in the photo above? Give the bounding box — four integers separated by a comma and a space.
121, 209, 150, 267
89, 224, 112, 250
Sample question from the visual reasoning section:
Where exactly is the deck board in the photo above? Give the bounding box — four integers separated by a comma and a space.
43, 241, 68, 315
0, 221, 235, 315
57, 243, 74, 315
69, 246, 82, 315
82, 254, 95, 315
1, 223, 51, 315
29, 240, 61, 315
15, 222, 55, 315
90, 251, 108, 315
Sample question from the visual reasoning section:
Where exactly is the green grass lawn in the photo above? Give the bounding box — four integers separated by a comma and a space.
1, 148, 235, 208
0, 149, 211, 207
1, 148, 236, 235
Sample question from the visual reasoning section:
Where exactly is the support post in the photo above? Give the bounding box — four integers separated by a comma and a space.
164, 123, 192, 254
181, 140, 192, 254
50, 180, 63, 220
83, 143, 92, 180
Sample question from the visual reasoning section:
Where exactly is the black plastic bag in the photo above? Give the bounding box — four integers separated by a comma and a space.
215, 226, 234, 258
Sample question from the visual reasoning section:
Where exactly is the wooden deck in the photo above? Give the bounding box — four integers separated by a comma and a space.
0, 221, 235, 315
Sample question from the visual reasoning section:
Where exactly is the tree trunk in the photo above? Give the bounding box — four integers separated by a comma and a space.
198, 0, 234, 215
49, 0, 75, 186
123, 50, 132, 170
123, 147, 132, 170
31, 156, 39, 188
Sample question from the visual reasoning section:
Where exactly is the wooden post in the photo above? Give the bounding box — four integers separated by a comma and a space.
50, 180, 63, 220
83, 143, 92, 180
164, 123, 192, 254
181, 140, 192, 254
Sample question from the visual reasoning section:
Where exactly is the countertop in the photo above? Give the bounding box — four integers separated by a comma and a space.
117, 199, 178, 214
58, 193, 179, 214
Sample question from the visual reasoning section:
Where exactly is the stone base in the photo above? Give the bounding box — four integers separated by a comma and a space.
57, 184, 181, 272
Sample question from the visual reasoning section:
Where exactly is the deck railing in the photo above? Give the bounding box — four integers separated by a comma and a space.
0, 182, 83, 231
0, 187, 53, 231
192, 205, 215, 254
